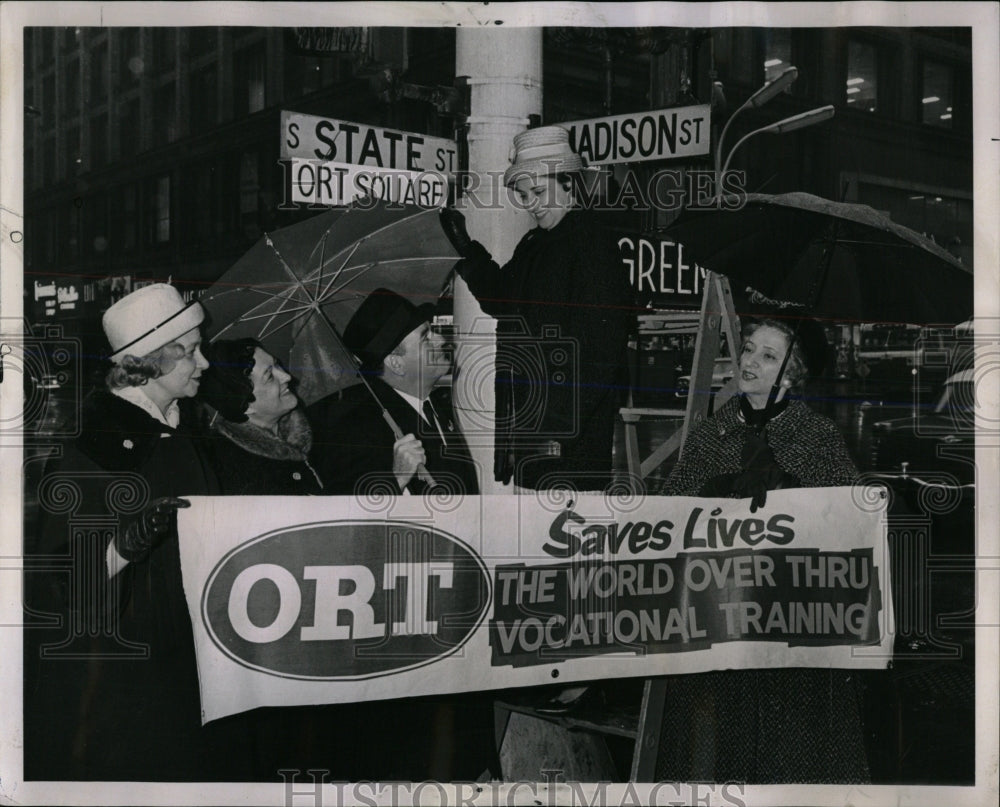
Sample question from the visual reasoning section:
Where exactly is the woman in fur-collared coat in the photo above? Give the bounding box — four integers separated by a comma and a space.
198, 339, 499, 782
198, 338, 323, 495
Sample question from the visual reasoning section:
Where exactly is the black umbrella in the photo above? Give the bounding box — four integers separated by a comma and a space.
667, 192, 973, 326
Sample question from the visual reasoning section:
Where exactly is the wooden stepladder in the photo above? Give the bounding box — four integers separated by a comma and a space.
494, 274, 745, 782
621, 271, 742, 487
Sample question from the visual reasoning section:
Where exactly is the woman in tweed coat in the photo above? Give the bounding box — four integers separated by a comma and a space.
657, 317, 870, 784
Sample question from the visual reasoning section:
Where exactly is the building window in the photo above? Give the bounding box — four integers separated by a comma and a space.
763, 29, 792, 85
234, 42, 266, 116
43, 209, 57, 265
190, 63, 218, 130
42, 137, 55, 185
24, 83, 39, 135
42, 73, 55, 123
90, 114, 108, 168
90, 42, 108, 103
64, 202, 81, 262
25, 147, 35, 191
40, 29, 54, 63
25, 30, 34, 79
148, 175, 171, 244
153, 82, 178, 146
191, 162, 218, 242
63, 58, 81, 116
119, 97, 141, 158
921, 60, 954, 129
65, 125, 81, 176
61, 27, 83, 52
189, 28, 217, 58
121, 184, 138, 251
239, 151, 261, 240
284, 54, 338, 99
845, 40, 878, 112
153, 28, 176, 73
86, 193, 110, 256
118, 28, 142, 87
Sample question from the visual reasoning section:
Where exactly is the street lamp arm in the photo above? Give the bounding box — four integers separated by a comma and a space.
714, 66, 799, 182
719, 105, 836, 181
759, 104, 835, 134
714, 99, 752, 178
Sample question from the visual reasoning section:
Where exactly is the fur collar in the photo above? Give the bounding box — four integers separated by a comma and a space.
209, 407, 313, 462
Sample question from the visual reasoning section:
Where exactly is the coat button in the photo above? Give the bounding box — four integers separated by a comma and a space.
292, 472, 302, 481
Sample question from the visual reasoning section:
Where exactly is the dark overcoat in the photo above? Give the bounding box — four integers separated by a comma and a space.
24, 389, 255, 781
197, 406, 324, 495
196, 398, 494, 780
455, 208, 634, 490
656, 396, 870, 783
308, 378, 481, 496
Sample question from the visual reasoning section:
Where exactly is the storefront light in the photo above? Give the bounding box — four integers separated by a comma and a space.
940, 113, 952, 120
846, 77, 865, 86
847, 87, 860, 95
922, 95, 940, 104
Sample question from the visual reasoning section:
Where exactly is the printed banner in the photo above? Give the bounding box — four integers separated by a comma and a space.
178, 489, 892, 723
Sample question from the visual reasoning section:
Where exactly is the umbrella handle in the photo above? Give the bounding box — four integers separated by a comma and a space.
381, 410, 438, 489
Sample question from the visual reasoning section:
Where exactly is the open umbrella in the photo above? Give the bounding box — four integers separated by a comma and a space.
199, 201, 459, 406
666, 192, 973, 326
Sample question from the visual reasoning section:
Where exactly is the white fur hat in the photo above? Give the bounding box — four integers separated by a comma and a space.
503, 125, 585, 187
102, 283, 204, 363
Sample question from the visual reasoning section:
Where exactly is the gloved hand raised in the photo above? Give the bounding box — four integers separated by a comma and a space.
439, 207, 475, 257
114, 496, 191, 562
698, 432, 800, 513
734, 432, 800, 512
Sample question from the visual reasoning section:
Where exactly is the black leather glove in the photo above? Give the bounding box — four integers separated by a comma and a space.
736, 432, 800, 512
114, 496, 191, 562
729, 467, 786, 513
699, 433, 800, 513
439, 207, 475, 257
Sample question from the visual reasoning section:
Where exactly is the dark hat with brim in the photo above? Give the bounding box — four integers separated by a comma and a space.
343, 288, 435, 371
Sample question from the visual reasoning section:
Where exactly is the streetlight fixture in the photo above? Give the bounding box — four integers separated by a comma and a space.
714, 66, 799, 180
719, 105, 836, 179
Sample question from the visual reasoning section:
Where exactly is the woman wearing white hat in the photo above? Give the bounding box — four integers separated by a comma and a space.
26, 283, 253, 780
440, 125, 634, 492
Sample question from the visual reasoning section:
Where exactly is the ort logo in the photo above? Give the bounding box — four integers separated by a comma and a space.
202, 521, 490, 680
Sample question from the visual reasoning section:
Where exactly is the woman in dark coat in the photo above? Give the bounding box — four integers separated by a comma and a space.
440, 125, 634, 492
198, 338, 323, 495
197, 338, 499, 782
25, 284, 254, 781
657, 316, 869, 784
